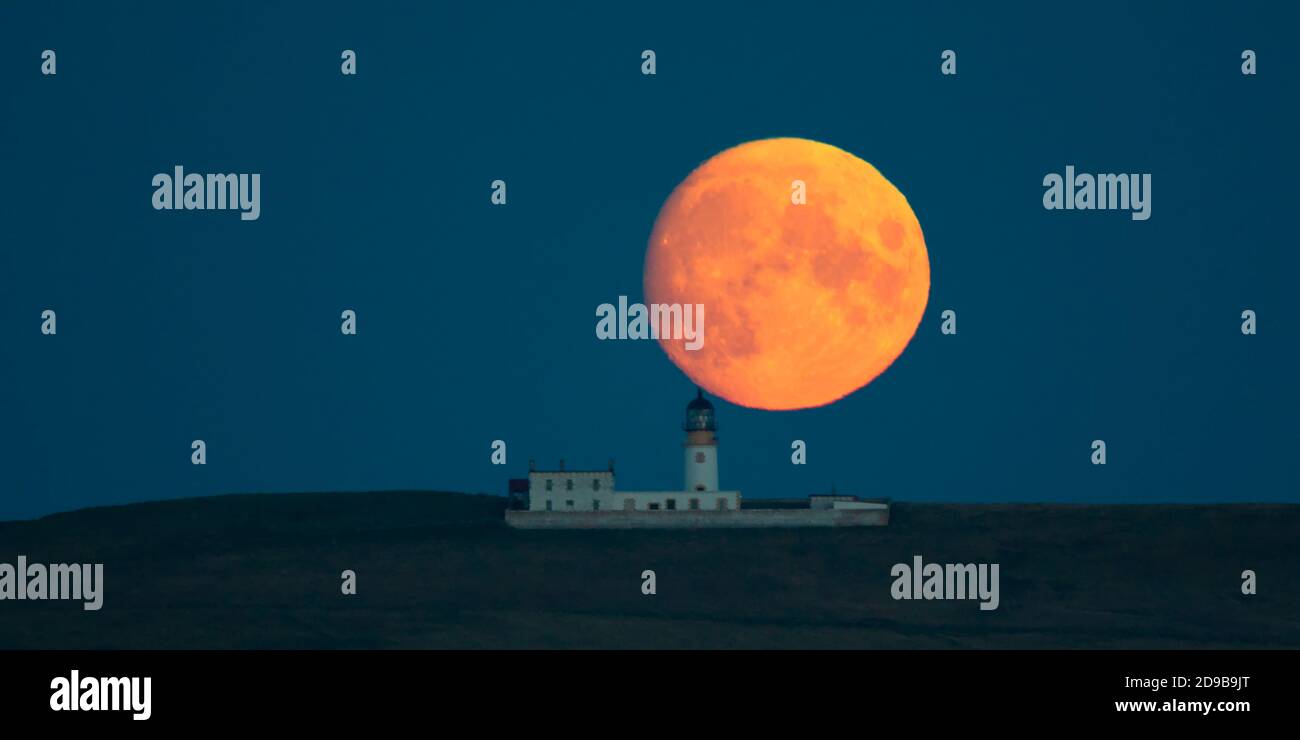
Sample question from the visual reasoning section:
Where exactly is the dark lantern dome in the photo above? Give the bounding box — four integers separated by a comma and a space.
684, 388, 716, 431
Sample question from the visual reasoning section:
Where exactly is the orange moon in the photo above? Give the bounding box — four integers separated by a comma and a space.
643, 138, 930, 410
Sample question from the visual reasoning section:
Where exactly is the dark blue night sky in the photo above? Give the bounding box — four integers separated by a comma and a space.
1, 2, 1296, 520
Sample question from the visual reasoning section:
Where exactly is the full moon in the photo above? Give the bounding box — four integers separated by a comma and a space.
644, 138, 930, 410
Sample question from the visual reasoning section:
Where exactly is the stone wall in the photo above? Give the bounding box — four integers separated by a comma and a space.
504, 506, 889, 529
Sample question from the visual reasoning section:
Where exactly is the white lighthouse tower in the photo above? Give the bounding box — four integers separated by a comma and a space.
683, 389, 719, 492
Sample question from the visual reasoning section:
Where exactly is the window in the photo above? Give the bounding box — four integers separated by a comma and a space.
689, 498, 700, 510
566, 500, 574, 509
624, 499, 635, 511
545, 479, 553, 491
666, 499, 677, 510
593, 479, 601, 491
545, 500, 553, 511
592, 500, 600, 511
717, 498, 729, 510
695, 484, 705, 491
566, 479, 574, 491
648, 503, 661, 511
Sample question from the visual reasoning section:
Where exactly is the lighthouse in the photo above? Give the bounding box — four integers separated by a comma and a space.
506, 384, 891, 527
683, 389, 719, 492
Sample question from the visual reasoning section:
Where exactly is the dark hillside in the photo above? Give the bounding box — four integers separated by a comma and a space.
1, 492, 1296, 649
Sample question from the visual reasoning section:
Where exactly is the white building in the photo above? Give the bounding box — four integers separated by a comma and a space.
523, 390, 742, 513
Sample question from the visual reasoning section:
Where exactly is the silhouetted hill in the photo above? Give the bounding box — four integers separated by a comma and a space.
1, 492, 1296, 648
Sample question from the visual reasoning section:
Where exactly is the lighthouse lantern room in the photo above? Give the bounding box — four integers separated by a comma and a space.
683, 389, 719, 492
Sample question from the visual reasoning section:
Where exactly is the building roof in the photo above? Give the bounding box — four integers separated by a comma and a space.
528, 458, 615, 473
